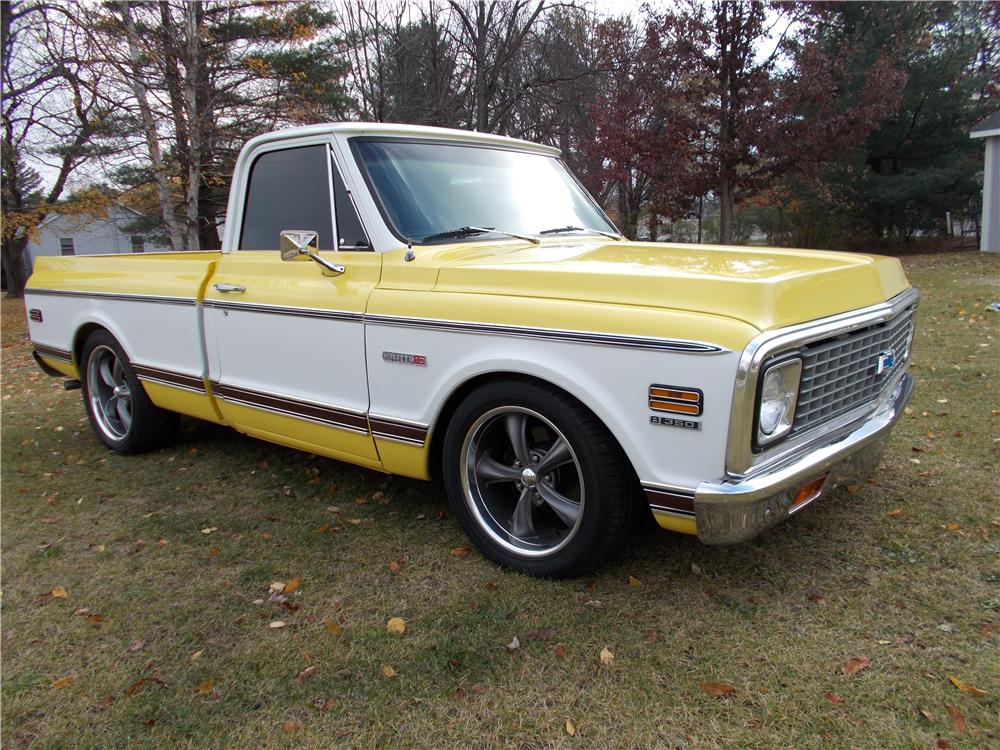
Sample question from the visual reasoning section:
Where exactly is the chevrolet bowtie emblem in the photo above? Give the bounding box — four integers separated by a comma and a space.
876, 350, 895, 375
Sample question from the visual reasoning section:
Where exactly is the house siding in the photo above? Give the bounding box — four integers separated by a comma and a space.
24, 208, 173, 271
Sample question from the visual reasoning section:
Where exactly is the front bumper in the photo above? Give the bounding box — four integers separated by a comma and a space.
694, 373, 914, 544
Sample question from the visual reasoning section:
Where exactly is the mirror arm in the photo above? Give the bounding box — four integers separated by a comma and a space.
303, 250, 345, 276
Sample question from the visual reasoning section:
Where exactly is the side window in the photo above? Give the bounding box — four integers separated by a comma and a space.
239, 145, 333, 251
130, 235, 145, 253
331, 154, 370, 250
59, 237, 75, 256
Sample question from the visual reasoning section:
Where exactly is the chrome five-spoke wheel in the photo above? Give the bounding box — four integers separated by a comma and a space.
80, 330, 178, 454
461, 407, 585, 557
87, 344, 133, 441
444, 379, 635, 577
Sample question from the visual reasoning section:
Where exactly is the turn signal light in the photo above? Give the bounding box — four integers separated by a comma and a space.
649, 385, 703, 416
790, 473, 828, 511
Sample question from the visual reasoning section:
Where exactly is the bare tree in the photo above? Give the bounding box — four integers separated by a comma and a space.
1, 0, 109, 297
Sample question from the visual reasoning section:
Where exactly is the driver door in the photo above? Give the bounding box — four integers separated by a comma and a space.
203, 143, 381, 465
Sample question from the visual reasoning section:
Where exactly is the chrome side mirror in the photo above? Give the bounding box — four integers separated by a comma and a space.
279, 229, 345, 276
280, 230, 319, 261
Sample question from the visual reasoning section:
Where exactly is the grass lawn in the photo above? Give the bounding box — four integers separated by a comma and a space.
1, 250, 997, 749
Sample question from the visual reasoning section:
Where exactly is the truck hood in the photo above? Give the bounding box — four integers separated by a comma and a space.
426, 240, 911, 331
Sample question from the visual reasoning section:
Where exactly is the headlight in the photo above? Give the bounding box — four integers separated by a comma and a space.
756, 358, 802, 448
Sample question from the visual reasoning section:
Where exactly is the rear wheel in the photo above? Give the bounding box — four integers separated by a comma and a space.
81, 330, 178, 454
442, 380, 634, 578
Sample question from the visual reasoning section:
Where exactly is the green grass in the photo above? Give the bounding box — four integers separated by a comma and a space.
2, 250, 998, 749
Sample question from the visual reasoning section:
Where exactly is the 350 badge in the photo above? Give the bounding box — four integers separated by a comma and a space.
650, 415, 700, 430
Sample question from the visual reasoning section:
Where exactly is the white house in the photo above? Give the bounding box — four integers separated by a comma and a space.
24, 204, 172, 271
971, 112, 1000, 253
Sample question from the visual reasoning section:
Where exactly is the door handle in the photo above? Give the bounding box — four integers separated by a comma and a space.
213, 283, 246, 294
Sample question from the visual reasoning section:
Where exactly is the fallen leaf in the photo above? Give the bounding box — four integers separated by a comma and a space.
191, 650, 203, 662
381, 665, 397, 678
295, 665, 316, 684
388, 561, 401, 574
948, 675, 987, 697
52, 675, 74, 689
450, 546, 471, 557
845, 483, 862, 494
87, 614, 104, 624
919, 708, 936, 722
946, 523, 961, 531
565, 719, 576, 736
317, 523, 331, 534
484, 581, 498, 590
74, 608, 92, 617
599, 647, 614, 665
840, 656, 870, 676
887, 508, 903, 518
269, 581, 285, 593
386, 617, 406, 636
325, 621, 342, 636
209, 547, 221, 556
700, 682, 735, 697
526, 628, 555, 641
128, 639, 145, 652
313, 697, 336, 711
645, 629, 659, 643
553, 644, 566, 659
937, 740, 951, 749
627, 575, 642, 588
824, 692, 843, 704
506, 636, 521, 652
125, 678, 146, 695
945, 703, 966, 734
269, 621, 286, 629
201, 527, 217, 534
806, 589, 825, 603
586, 580, 597, 592
51, 586, 68, 598
284, 578, 300, 594
197, 680, 214, 695
281, 720, 301, 733
260, 532, 272, 540
690, 563, 702, 576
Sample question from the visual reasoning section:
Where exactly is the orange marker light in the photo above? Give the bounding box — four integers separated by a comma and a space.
790, 473, 828, 510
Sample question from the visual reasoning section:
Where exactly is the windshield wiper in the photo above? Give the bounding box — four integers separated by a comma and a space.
421, 225, 540, 245
538, 225, 622, 241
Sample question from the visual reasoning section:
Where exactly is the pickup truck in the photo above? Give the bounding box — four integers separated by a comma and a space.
24, 123, 917, 577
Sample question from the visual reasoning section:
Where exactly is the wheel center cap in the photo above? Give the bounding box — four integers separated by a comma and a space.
112, 386, 120, 397
520, 467, 538, 487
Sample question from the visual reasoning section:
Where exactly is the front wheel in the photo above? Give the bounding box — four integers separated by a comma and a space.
81, 330, 178, 454
442, 380, 635, 578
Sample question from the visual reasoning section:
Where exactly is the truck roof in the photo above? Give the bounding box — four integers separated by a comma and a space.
241, 122, 562, 157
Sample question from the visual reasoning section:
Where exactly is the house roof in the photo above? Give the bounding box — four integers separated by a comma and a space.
971, 112, 1000, 139
36, 202, 146, 229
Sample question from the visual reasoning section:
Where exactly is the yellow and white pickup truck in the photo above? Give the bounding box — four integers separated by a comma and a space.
25, 123, 917, 577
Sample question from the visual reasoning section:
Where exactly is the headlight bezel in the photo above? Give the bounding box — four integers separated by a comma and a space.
753, 356, 803, 451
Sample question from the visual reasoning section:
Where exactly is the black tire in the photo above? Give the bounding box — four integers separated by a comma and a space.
80, 330, 178, 454
442, 379, 636, 578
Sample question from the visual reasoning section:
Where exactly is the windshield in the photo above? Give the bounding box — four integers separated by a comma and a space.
351, 139, 617, 244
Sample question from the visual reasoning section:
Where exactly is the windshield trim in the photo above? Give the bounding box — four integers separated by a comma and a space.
347, 135, 619, 247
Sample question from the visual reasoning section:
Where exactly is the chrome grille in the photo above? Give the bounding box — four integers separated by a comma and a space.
792, 305, 915, 433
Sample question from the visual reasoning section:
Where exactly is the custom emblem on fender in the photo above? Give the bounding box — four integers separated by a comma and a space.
382, 351, 427, 366
875, 350, 895, 375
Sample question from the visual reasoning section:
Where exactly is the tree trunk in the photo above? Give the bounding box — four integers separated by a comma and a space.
183, 1, 203, 251
122, 5, 186, 251
1, 236, 28, 299
719, 176, 734, 245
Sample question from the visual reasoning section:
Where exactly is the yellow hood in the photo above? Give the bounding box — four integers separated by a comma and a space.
419, 240, 911, 332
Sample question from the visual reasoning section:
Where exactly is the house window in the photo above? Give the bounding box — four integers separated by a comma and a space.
59, 238, 75, 256
130, 235, 145, 253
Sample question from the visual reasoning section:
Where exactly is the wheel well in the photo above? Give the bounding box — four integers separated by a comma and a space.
72, 323, 108, 366
427, 372, 640, 493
